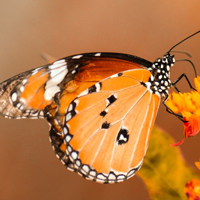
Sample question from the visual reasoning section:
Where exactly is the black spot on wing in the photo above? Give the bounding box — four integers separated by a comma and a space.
100, 110, 107, 117
88, 82, 102, 93
116, 128, 129, 145
101, 121, 110, 129
88, 85, 97, 93
106, 95, 117, 107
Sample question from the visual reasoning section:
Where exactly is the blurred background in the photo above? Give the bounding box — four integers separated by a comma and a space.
0, 1, 200, 199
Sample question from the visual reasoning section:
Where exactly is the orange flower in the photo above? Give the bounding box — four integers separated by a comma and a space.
195, 159, 200, 170
184, 179, 200, 200
166, 76, 200, 146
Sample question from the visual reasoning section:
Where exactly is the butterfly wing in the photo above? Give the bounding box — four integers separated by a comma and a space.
46, 53, 152, 168
62, 69, 160, 183
0, 52, 151, 120
49, 125, 76, 171
0, 59, 71, 119
49, 124, 98, 180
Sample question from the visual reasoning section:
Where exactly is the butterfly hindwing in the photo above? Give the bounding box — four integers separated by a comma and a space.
63, 69, 160, 183
49, 125, 76, 171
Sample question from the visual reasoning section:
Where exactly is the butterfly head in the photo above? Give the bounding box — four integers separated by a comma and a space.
162, 53, 175, 67
153, 53, 175, 69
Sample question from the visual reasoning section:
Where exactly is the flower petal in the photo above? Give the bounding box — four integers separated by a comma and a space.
165, 95, 180, 113
184, 116, 200, 137
191, 91, 200, 108
182, 93, 196, 112
170, 137, 186, 147
195, 76, 200, 93
184, 179, 200, 199
172, 92, 185, 111
195, 161, 200, 170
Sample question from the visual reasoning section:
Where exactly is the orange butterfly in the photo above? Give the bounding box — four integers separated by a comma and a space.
0, 31, 199, 183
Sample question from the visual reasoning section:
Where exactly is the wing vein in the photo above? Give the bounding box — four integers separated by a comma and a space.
90, 129, 108, 166
109, 88, 148, 172
110, 86, 147, 126
75, 83, 140, 116
144, 96, 160, 153
128, 91, 152, 170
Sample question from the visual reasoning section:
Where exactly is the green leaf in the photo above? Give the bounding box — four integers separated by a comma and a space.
137, 126, 200, 200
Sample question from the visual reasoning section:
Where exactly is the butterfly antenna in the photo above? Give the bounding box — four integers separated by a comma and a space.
170, 50, 192, 58
40, 52, 56, 63
168, 30, 200, 53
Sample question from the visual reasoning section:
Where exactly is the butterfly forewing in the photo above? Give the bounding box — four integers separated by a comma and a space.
63, 68, 160, 183
46, 53, 151, 131
0, 59, 70, 119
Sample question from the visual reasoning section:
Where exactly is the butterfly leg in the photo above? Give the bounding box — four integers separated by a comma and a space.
162, 95, 186, 122
171, 73, 196, 92
163, 73, 196, 122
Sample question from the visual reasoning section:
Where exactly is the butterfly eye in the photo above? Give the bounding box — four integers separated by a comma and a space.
166, 54, 175, 67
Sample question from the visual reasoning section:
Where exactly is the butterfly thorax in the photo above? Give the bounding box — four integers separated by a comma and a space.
145, 53, 175, 98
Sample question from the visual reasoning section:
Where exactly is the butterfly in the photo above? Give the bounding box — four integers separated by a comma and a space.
0, 31, 199, 184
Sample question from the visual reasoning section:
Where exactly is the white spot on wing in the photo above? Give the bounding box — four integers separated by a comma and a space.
20, 86, 24, 92
117, 175, 126, 180
20, 105, 24, 110
78, 89, 89, 97
82, 165, 90, 173
72, 70, 76, 74
95, 83, 101, 92
11, 93, 17, 102
119, 134, 127, 142
68, 103, 73, 112
97, 174, 106, 180
145, 82, 151, 90
72, 55, 83, 59
39, 110, 44, 116
44, 86, 60, 101
49, 66, 67, 81
89, 171, 97, 177
19, 98, 26, 104
32, 67, 42, 75
127, 169, 136, 177
71, 151, 78, 159
22, 79, 28, 85
63, 127, 68, 134
44, 59, 68, 101
94, 53, 101, 56
67, 146, 72, 152
66, 113, 72, 121
49, 59, 66, 69
110, 73, 119, 78
16, 103, 21, 109
76, 160, 81, 166
108, 173, 116, 180
66, 135, 72, 142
